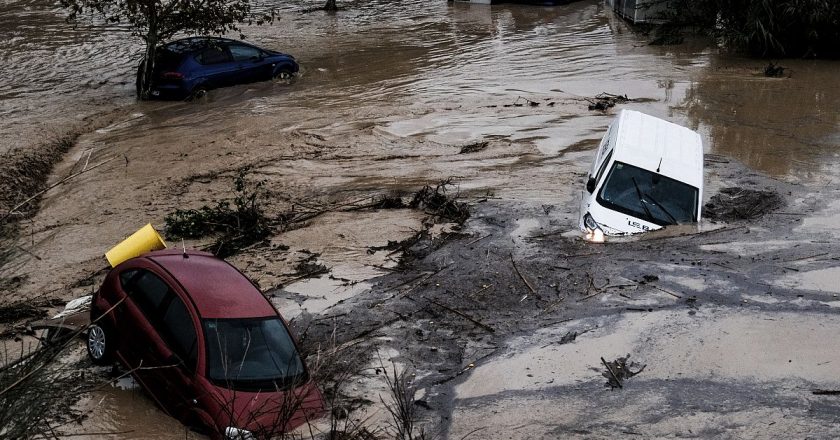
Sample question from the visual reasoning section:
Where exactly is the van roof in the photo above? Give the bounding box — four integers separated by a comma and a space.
610, 110, 704, 189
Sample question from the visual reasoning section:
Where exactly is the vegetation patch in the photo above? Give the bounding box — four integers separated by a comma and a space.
657, 0, 840, 58
165, 171, 271, 258
0, 134, 78, 232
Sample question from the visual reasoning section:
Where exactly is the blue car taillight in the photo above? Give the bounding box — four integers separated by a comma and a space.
161, 71, 184, 80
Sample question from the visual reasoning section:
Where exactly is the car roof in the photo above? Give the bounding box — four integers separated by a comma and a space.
162, 37, 245, 54
610, 110, 704, 189
143, 249, 277, 319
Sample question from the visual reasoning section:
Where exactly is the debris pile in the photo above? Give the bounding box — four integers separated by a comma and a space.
764, 62, 786, 77
587, 93, 631, 111
601, 354, 646, 389
704, 187, 784, 221
458, 141, 489, 154
409, 179, 470, 224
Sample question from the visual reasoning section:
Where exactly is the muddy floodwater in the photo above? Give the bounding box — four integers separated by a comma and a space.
3, 0, 840, 438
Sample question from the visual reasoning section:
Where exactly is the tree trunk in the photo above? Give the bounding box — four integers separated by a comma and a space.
324, 0, 337, 11
139, 2, 158, 100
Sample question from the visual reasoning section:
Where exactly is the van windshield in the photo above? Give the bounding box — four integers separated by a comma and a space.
204, 317, 306, 391
597, 161, 698, 226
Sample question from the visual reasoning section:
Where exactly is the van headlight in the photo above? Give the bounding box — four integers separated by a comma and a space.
225, 427, 255, 440
583, 213, 600, 231
583, 213, 605, 243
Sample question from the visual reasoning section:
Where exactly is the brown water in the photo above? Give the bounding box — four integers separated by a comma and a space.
4, 0, 840, 437
3, 0, 839, 179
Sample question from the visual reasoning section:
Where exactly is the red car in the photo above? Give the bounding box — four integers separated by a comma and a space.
87, 249, 323, 439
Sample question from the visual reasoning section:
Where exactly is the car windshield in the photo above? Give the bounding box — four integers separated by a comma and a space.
204, 318, 306, 390
597, 161, 698, 226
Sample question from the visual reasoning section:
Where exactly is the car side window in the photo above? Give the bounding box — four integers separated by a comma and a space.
121, 270, 170, 319
229, 44, 262, 62
595, 150, 614, 185
160, 295, 198, 370
196, 46, 231, 65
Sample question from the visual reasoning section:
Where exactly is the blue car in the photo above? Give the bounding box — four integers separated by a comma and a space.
137, 37, 299, 100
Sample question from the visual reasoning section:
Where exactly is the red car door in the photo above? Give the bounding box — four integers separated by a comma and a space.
151, 289, 202, 421
114, 268, 195, 418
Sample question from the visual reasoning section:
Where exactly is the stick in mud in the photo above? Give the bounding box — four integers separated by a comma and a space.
427, 298, 494, 333
601, 356, 623, 389
510, 253, 537, 295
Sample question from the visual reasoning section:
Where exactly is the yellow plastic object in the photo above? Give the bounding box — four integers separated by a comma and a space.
105, 223, 167, 268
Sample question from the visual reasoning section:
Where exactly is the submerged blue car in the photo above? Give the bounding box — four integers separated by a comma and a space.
137, 37, 299, 100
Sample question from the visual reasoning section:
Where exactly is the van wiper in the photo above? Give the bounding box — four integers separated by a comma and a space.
631, 177, 656, 224
643, 192, 678, 225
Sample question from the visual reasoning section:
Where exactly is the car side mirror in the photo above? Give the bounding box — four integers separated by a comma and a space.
586, 176, 596, 193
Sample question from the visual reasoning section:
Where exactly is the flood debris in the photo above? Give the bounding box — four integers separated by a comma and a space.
165, 171, 271, 257
458, 141, 489, 154
812, 389, 840, 396
764, 62, 786, 77
409, 178, 470, 224
0, 297, 64, 326
586, 92, 630, 111
704, 187, 784, 221
503, 96, 540, 108
601, 354, 646, 389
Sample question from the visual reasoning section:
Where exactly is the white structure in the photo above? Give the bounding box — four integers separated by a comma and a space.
578, 110, 704, 239
605, 0, 669, 24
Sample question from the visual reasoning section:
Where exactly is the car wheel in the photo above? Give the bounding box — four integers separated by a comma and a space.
87, 323, 114, 365
187, 86, 208, 102
273, 69, 295, 84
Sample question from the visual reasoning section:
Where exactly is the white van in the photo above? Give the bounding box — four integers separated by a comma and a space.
578, 110, 703, 240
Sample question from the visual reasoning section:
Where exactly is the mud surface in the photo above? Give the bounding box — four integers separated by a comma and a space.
2, 0, 840, 438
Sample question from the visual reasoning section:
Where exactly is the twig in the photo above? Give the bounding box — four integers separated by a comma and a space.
651, 285, 682, 299
510, 253, 536, 295
428, 299, 494, 333
784, 252, 829, 263
577, 290, 605, 302
467, 284, 493, 299
14, 244, 42, 261
2, 156, 117, 222
467, 234, 491, 245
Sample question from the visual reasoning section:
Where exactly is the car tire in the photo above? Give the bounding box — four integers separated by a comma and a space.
187, 85, 208, 102
87, 323, 114, 366
272, 68, 295, 84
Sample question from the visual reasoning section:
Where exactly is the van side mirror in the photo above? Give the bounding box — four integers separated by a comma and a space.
586, 176, 596, 193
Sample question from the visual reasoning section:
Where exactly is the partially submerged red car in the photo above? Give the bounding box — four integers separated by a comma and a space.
87, 249, 323, 439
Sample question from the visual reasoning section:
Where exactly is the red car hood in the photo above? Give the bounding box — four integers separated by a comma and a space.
207, 380, 324, 437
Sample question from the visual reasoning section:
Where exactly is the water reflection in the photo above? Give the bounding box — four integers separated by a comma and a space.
683, 57, 840, 179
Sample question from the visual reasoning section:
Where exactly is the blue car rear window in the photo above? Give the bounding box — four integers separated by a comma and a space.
196, 47, 231, 65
